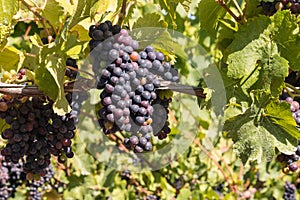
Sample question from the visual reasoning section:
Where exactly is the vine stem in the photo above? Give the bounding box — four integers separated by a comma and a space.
232, 0, 243, 17
285, 83, 300, 97
117, 0, 128, 26
109, 133, 130, 153
20, 0, 56, 35
193, 138, 236, 193
206, 139, 236, 188
216, 0, 241, 23
0, 81, 206, 98
242, 0, 249, 22
66, 66, 95, 78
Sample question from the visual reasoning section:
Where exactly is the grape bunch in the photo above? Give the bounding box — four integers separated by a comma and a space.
65, 58, 79, 79
0, 155, 59, 200
88, 20, 122, 52
276, 96, 300, 172
26, 165, 55, 200
2, 68, 27, 84
283, 182, 296, 200
120, 169, 131, 181
260, 0, 300, 16
3, 158, 25, 198
146, 194, 159, 200
0, 157, 11, 200
88, 20, 179, 153
0, 96, 76, 177
0, 56, 89, 177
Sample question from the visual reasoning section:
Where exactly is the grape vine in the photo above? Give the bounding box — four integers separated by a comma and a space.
1, 0, 300, 199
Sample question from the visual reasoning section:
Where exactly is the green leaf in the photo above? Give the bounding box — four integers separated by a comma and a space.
71, 139, 95, 176
226, 15, 271, 79
271, 11, 300, 71
0, 118, 10, 133
133, 13, 168, 29
224, 90, 300, 164
68, 0, 88, 29
226, 14, 290, 97
177, 188, 192, 200
0, 0, 18, 45
89, 0, 118, 19
196, 0, 227, 38
62, 34, 86, 58
250, 54, 289, 96
42, 0, 65, 27
70, 24, 90, 41
103, 169, 116, 187
0, 47, 24, 72
35, 47, 70, 115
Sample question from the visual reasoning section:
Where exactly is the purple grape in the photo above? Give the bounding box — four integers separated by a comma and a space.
288, 163, 298, 172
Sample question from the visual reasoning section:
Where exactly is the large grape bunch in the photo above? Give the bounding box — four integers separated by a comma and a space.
89, 21, 179, 153
260, 0, 300, 16
0, 96, 74, 178
0, 59, 88, 178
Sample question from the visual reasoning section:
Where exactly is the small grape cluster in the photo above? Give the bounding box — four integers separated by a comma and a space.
260, 0, 300, 16
283, 182, 296, 200
212, 183, 224, 197
276, 97, 300, 172
2, 69, 27, 84
88, 20, 179, 153
26, 165, 55, 200
120, 169, 131, 182
0, 167, 9, 200
0, 155, 58, 200
146, 194, 159, 200
89, 21, 122, 52
65, 58, 79, 79
0, 96, 76, 177
152, 95, 172, 140
0, 155, 24, 199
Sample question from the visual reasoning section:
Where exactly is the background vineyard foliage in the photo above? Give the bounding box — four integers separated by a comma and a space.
1, 0, 300, 199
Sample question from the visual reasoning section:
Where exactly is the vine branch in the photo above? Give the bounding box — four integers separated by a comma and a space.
284, 83, 300, 99
216, 0, 241, 23
193, 138, 236, 193
206, 139, 236, 187
232, 0, 243, 17
20, 0, 56, 35
117, 0, 128, 26
242, 0, 249, 22
0, 81, 206, 98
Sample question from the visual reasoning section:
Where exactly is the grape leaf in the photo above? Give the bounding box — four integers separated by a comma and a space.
89, 0, 118, 19
0, 47, 24, 72
71, 145, 94, 176
0, 0, 18, 46
167, 0, 192, 13
271, 11, 300, 71
42, 0, 65, 27
35, 46, 70, 115
245, 0, 263, 19
70, 24, 90, 41
133, 13, 168, 28
196, 0, 227, 38
226, 15, 271, 79
68, 0, 87, 29
224, 90, 300, 164
226, 13, 290, 97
